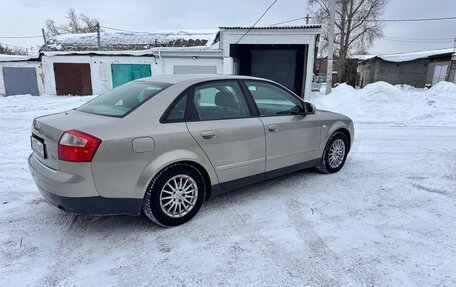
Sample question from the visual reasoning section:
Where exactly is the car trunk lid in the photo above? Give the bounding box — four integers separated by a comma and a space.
31, 110, 117, 170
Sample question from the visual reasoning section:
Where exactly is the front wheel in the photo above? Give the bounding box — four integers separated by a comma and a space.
143, 163, 206, 227
316, 132, 348, 174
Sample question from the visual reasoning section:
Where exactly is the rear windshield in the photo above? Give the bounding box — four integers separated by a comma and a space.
78, 81, 171, 117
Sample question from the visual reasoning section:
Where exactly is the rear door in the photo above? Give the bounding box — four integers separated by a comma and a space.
185, 80, 266, 186
243, 80, 321, 174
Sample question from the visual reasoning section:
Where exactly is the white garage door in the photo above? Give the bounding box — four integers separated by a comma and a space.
173, 65, 217, 74
432, 65, 448, 85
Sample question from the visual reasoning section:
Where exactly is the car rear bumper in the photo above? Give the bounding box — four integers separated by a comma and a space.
28, 154, 143, 215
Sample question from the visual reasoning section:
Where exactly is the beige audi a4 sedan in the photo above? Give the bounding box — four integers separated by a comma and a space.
29, 74, 354, 226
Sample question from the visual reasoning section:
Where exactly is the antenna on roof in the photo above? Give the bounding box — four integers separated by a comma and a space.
96, 22, 101, 51
41, 28, 47, 45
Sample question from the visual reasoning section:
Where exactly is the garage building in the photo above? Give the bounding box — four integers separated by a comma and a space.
1, 26, 321, 98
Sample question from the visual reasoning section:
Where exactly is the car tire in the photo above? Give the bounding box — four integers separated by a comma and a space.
316, 132, 349, 174
143, 163, 206, 227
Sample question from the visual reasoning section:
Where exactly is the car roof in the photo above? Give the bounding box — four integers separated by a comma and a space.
136, 74, 267, 85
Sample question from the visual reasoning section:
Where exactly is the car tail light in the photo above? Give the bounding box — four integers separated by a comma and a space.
58, 130, 101, 162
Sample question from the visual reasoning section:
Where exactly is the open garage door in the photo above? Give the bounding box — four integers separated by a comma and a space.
3, 67, 39, 96
251, 50, 297, 91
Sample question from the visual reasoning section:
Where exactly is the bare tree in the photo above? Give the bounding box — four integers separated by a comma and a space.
45, 9, 99, 37
0, 43, 28, 55
309, 0, 388, 83
45, 19, 60, 37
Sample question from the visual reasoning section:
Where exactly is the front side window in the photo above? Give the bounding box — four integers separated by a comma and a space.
78, 81, 171, 117
245, 81, 304, 116
190, 81, 250, 121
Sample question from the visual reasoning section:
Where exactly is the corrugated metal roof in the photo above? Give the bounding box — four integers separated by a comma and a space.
219, 25, 321, 29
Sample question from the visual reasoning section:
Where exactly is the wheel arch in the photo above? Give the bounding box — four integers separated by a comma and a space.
333, 128, 351, 152
320, 121, 351, 156
171, 160, 213, 201
135, 152, 216, 201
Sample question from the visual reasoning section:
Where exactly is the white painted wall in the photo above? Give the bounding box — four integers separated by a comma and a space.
304, 38, 316, 101
160, 56, 222, 76
0, 61, 44, 96
41, 53, 223, 95
220, 28, 321, 58
42, 55, 160, 95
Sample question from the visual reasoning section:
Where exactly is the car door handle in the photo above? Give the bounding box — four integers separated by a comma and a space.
201, 131, 216, 139
268, 125, 279, 133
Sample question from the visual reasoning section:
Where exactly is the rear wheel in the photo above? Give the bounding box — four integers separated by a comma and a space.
143, 163, 206, 227
316, 132, 348, 174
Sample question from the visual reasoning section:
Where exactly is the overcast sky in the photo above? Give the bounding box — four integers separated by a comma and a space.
0, 0, 455, 55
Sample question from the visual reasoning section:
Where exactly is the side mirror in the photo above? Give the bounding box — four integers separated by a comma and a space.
304, 102, 316, 114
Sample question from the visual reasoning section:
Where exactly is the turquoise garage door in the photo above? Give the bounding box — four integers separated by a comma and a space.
111, 64, 151, 88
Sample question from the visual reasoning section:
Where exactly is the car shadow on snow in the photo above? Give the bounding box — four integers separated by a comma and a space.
37, 168, 330, 232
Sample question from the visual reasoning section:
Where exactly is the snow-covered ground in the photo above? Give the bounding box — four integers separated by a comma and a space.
1, 82, 455, 286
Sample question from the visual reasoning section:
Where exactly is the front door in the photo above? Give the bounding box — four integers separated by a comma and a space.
243, 80, 321, 173
185, 80, 266, 186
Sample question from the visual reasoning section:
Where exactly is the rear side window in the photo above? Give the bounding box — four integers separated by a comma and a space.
78, 81, 171, 117
163, 92, 188, 122
190, 81, 250, 121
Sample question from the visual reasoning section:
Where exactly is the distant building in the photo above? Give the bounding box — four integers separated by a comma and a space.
357, 48, 455, 88
314, 56, 359, 88
0, 26, 321, 98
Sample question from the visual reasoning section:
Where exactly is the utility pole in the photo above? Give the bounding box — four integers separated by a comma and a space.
41, 28, 47, 45
325, 0, 336, 95
305, 14, 310, 24
96, 22, 101, 51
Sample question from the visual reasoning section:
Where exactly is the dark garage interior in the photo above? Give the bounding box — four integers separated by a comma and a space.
229, 44, 308, 96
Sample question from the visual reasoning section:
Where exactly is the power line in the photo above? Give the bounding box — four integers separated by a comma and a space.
0, 35, 42, 39
100, 25, 142, 34
367, 16, 456, 22
269, 16, 307, 26
269, 15, 456, 26
235, 0, 279, 44
0, 42, 30, 50
382, 36, 456, 43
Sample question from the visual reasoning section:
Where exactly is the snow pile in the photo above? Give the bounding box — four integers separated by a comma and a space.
428, 81, 456, 94
312, 81, 436, 123
421, 81, 456, 124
